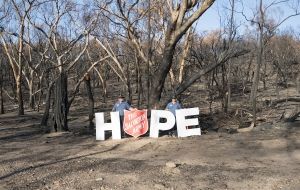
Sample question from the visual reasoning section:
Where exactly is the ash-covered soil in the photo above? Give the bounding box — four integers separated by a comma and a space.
0, 112, 299, 190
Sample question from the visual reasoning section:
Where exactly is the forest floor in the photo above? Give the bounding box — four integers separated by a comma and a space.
0, 111, 299, 190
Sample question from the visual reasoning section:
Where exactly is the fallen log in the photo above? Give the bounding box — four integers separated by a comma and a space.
270, 97, 300, 107
237, 122, 254, 133
280, 107, 300, 122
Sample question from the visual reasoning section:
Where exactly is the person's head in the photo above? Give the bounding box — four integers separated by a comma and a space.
171, 97, 177, 103
118, 95, 125, 102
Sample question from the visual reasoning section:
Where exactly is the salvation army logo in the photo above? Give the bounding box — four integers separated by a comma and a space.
123, 110, 148, 138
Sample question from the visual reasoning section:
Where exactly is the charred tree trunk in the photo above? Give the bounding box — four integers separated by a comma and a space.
146, 0, 151, 108
28, 69, 35, 110
29, 79, 35, 110
126, 63, 132, 103
16, 74, 24, 115
37, 76, 43, 112
135, 53, 142, 108
208, 73, 214, 115
297, 72, 300, 94
17, 17, 25, 116
0, 84, 3, 114
250, 0, 264, 126
103, 80, 107, 103
226, 0, 235, 112
263, 57, 267, 90
53, 72, 69, 132
149, 45, 175, 107
222, 64, 228, 112
41, 82, 54, 128
9, 71, 17, 100
275, 69, 280, 99
84, 74, 95, 129
0, 67, 4, 114
227, 62, 232, 112
245, 55, 254, 84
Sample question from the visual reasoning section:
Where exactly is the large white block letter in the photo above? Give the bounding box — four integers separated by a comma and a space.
176, 108, 201, 137
95, 112, 121, 140
150, 110, 175, 138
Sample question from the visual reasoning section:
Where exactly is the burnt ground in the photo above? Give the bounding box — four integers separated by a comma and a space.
0, 111, 299, 190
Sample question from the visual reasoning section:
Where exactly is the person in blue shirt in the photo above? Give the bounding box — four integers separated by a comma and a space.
112, 95, 134, 137
166, 97, 182, 116
112, 96, 132, 116
165, 96, 182, 136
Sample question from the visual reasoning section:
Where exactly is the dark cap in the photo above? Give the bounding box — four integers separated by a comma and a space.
118, 95, 125, 99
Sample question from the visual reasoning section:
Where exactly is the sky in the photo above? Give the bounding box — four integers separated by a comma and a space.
195, 0, 300, 35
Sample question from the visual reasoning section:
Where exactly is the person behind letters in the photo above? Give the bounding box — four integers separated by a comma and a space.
165, 96, 182, 136
112, 95, 135, 137
166, 97, 182, 115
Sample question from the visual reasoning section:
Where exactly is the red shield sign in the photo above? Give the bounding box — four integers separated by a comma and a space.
123, 110, 148, 138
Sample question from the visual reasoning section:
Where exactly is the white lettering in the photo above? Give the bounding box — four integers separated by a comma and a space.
176, 108, 201, 137
95, 112, 121, 140
149, 110, 175, 138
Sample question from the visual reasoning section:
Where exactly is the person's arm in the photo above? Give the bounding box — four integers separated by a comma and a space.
165, 103, 170, 110
129, 104, 138, 111
125, 102, 136, 111
178, 103, 182, 109
112, 103, 116, 111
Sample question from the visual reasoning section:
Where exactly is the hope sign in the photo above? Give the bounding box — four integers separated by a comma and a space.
95, 107, 201, 140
